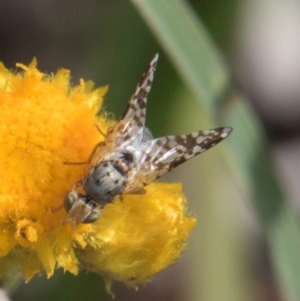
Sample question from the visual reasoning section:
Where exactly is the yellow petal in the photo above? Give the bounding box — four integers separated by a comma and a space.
0, 59, 196, 291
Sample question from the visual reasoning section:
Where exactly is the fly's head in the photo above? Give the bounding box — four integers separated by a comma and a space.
63, 190, 101, 229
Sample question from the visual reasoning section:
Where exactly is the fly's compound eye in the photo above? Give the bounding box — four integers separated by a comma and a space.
82, 207, 101, 224
64, 192, 77, 212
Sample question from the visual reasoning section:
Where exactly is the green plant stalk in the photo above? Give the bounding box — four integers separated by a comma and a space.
132, 0, 300, 300
228, 99, 300, 301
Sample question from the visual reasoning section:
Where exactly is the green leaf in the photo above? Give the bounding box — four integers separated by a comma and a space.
132, 1, 300, 300
131, 0, 230, 117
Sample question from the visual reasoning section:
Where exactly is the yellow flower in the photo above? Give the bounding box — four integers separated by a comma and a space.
0, 59, 196, 291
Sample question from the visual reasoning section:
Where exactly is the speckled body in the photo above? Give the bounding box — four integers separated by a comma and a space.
84, 162, 126, 205
83, 150, 136, 206
64, 54, 232, 227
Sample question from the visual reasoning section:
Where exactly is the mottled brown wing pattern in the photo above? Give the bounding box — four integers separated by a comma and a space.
89, 54, 158, 167
119, 53, 158, 124
100, 54, 159, 158
124, 127, 232, 193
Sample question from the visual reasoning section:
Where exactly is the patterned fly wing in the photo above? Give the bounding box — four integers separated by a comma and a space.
123, 127, 232, 193
93, 54, 159, 165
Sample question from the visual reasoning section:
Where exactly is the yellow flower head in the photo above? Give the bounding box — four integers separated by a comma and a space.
0, 59, 196, 290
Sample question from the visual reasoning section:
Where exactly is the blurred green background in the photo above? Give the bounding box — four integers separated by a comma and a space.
2, 1, 300, 300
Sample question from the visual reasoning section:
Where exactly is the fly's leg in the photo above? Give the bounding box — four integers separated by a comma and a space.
64, 141, 104, 165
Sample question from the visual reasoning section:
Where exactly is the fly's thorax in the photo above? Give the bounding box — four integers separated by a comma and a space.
83, 151, 136, 205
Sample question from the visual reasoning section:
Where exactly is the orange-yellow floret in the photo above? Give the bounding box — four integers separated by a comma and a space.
77, 183, 196, 288
0, 59, 196, 290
